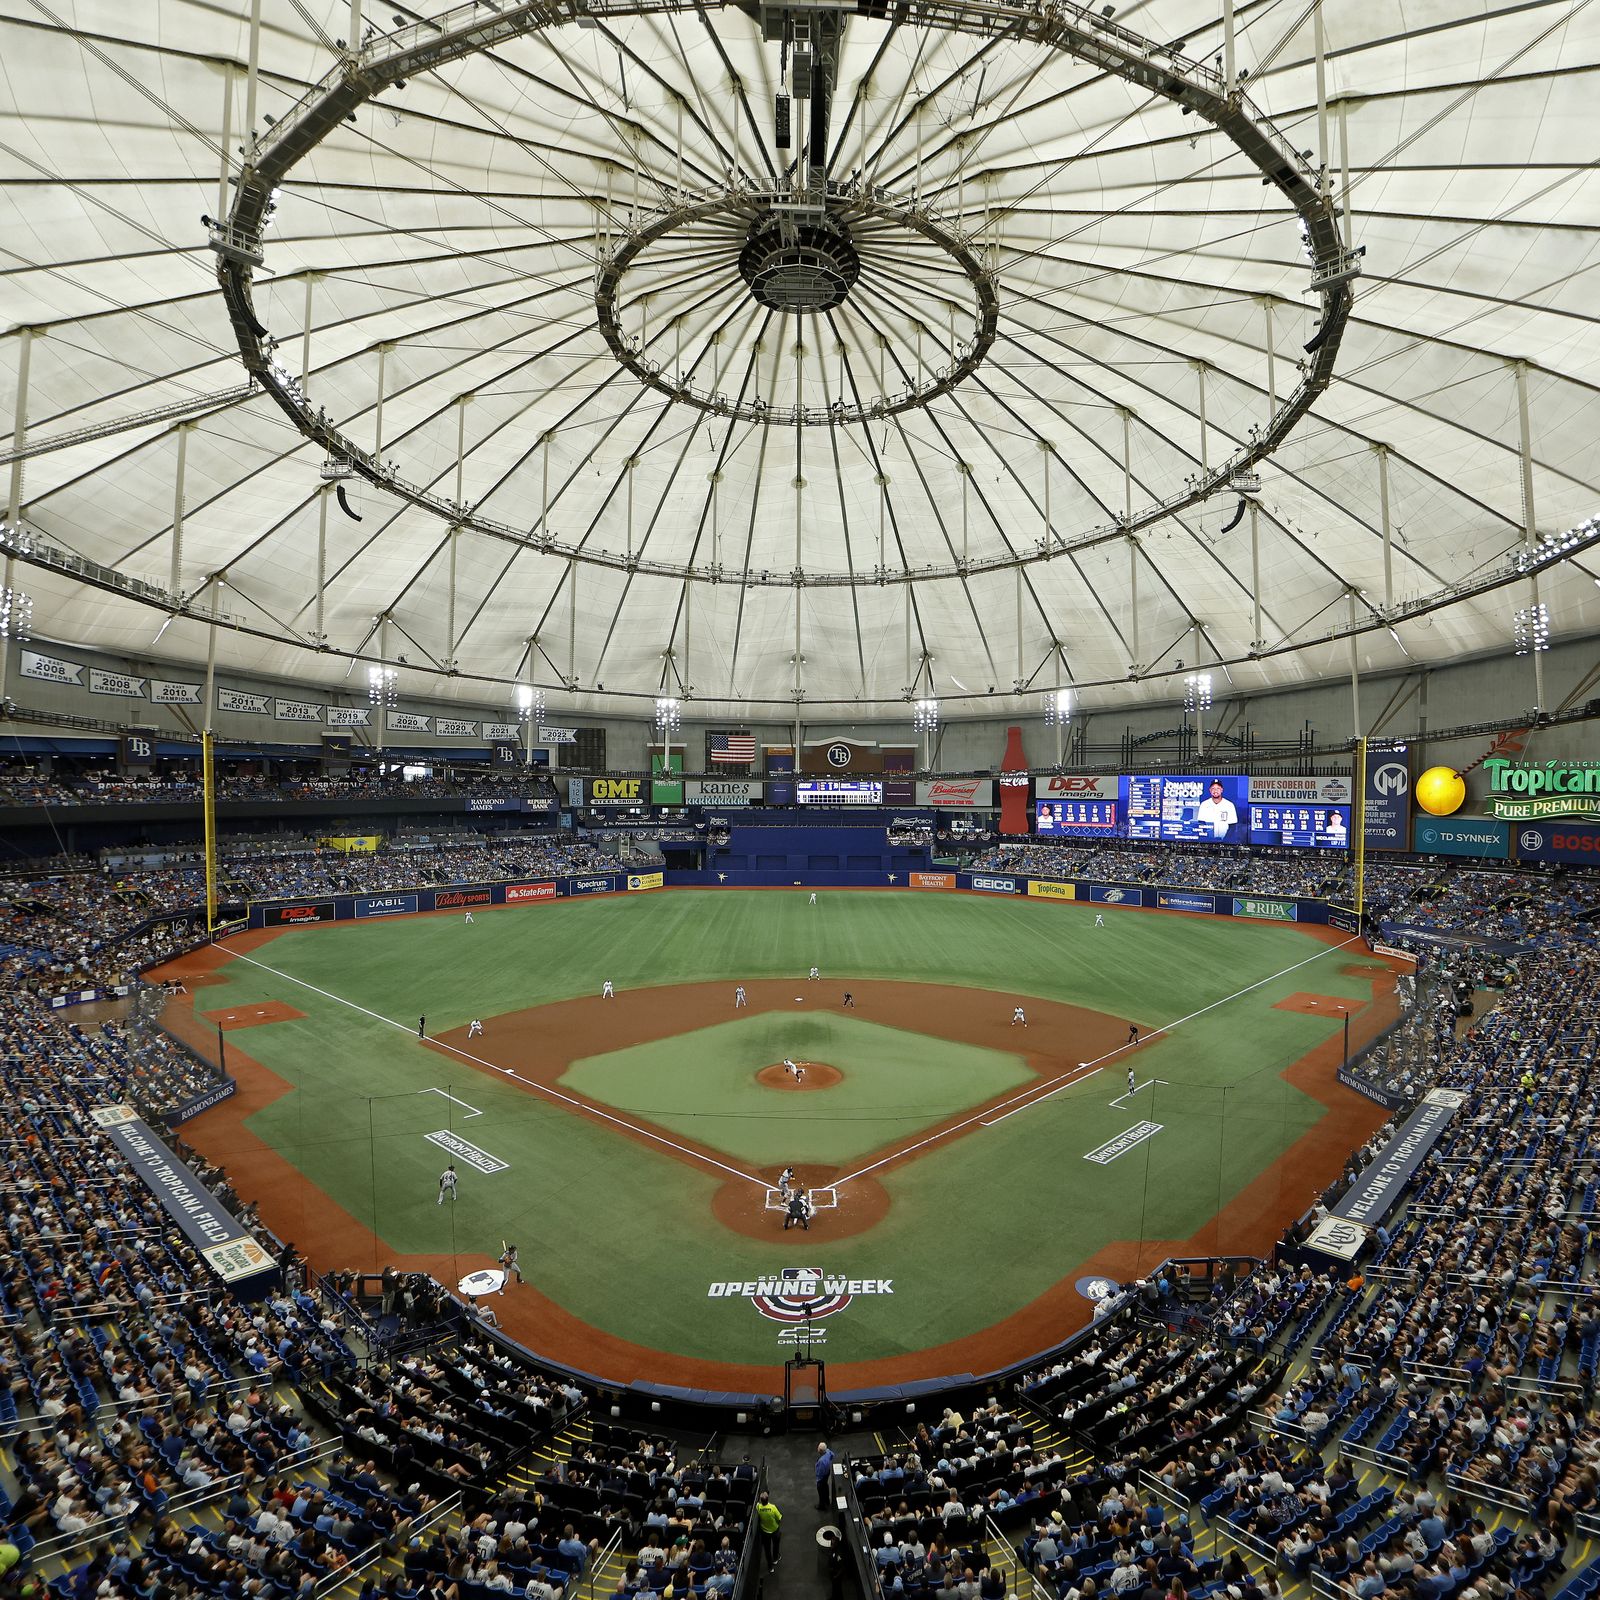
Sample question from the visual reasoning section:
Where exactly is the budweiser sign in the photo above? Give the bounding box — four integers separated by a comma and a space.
915, 778, 993, 808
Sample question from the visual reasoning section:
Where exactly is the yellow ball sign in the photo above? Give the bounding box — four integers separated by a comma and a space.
1415, 765, 1466, 817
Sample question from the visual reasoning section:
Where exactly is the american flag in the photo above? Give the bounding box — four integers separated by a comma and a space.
710, 731, 757, 764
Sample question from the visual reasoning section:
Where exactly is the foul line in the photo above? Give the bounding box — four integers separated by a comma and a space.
832, 934, 1366, 1187
228, 950, 768, 1191
418, 1087, 482, 1119
1108, 1077, 1167, 1109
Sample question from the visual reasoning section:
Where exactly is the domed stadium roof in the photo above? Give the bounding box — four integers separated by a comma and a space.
1, 0, 1596, 719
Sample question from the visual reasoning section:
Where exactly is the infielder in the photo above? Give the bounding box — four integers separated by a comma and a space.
467, 1018, 484, 1039
438, 1164, 459, 1205
1011, 1005, 1027, 1027
735, 985, 748, 1008
602, 979, 615, 999
808, 966, 820, 982
1127, 1067, 1137, 1097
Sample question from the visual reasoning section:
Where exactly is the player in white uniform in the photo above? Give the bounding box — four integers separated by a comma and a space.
467, 1018, 483, 1039
1012, 1006, 1026, 1027
809, 892, 817, 905
438, 1164, 459, 1205
735, 985, 748, 1008
1127, 1067, 1137, 1096
808, 966, 820, 982
464, 911, 475, 924
602, 979, 615, 999
1094, 913, 1105, 927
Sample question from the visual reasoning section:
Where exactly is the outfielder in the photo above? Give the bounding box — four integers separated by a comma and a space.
438, 1164, 459, 1205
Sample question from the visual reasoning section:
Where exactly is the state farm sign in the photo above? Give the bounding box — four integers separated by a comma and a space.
505, 882, 557, 903
915, 778, 993, 808
1035, 774, 1120, 799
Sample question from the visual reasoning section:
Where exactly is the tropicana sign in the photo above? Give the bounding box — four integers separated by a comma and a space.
1484, 758, 1600, 820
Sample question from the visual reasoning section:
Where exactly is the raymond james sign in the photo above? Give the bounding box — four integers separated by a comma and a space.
1485, 759, 1600, 820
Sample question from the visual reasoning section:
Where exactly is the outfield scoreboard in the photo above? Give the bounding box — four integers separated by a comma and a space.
1036, 798, 1118, 835
796, 779, 883, 806
1249, 804, 1352, 849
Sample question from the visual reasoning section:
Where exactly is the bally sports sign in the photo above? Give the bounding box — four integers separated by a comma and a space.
709, 1268, 893, 1323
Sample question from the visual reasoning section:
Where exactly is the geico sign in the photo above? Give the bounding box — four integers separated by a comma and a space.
590, 778, 643, 801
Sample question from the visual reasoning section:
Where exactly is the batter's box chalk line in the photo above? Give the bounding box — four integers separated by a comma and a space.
764, 1186, 838, 1211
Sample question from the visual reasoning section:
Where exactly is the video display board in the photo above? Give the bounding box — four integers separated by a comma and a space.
796, 779, 883, 805
1031, 773, 1351, 849
1035, 797, 1119, 836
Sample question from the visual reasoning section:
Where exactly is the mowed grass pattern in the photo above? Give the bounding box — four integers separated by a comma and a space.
187, 891, 1380, 1367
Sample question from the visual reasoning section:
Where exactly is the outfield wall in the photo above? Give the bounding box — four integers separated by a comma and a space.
237, 866, 1349, 929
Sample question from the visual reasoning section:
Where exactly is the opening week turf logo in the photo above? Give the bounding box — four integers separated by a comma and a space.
708, 1268, 893, 1322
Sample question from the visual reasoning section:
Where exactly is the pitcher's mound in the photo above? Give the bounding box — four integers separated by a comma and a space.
755, 1061, 842, 1092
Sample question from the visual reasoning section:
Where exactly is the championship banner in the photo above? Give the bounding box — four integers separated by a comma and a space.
916, 778, 993, 808
151, 678, 202, 705
1027, 880, 1074, 900
217, 687, 270, 715
389, 712, 431, 733
275, 698, 324, 722
93, 1107, 278, 1294
484, 722, 519, 741
436, 718, 479, 737
20, 649, 82, 685
327, 706, 371, 727
686, 779, 763, 804
1364, 752, 1411, 851
1332, 1088, 1465, 1227
626, 871, 664, 891
538, 726, 578, 744
89, 667, 147, 698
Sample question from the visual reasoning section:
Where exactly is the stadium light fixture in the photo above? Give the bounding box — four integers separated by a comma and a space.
515, 683, 545, 724
913, 697, 939, 733
367, 664, 398, 707
1043, 687, 1073, 727
1513, 602, 1550, 655
1184, 672, 1213, 712
0, 586, 32, 642
655, 695, 682, 733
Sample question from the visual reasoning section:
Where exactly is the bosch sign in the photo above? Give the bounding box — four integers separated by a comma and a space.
1515, 822, 1600, 863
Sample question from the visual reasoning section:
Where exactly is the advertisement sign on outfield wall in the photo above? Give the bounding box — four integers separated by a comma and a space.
626, 872, 664, 891
1027, 880, 1074, 900
505, 882, 557, 903
354, 894, 418, 919
1232, 896, 1297, 922
968, 875, 1019, 894
686, 780, 763, 804
909, 872, 956, 889
1156, 891, 1213, 913
1090, 885, 1143, 907
1412, 818, 1509, 859
435, 887, 494, 909
570, 876, 616, 894
263, 901, 336, 926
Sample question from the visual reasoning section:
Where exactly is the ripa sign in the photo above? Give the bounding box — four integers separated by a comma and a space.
1484, 759, 1600, 820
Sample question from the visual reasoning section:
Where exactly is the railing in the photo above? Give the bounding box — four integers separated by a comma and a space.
582, 1526, 624, 1600
314, 1489, 463, 1596
983, 1513, 1050, 1600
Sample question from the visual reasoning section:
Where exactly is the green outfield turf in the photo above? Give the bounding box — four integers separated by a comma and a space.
562, 1011, 1034, 1166
183, 890, 1386, 1372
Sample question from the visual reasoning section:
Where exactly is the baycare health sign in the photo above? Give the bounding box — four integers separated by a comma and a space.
587, 776, 646, 806
1484, 759, 1600, 821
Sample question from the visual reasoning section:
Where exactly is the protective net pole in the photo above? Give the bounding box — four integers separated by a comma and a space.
1353, 735, 1368, 923
203, 728, 218, 933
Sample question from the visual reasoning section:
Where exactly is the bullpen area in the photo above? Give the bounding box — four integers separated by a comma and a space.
154, 888, 1400, 1393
